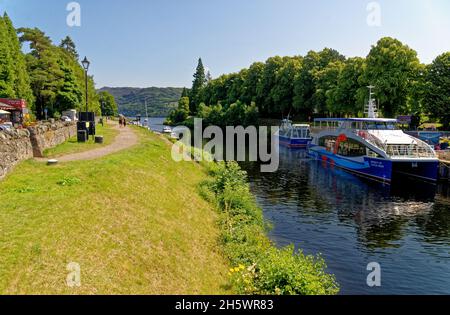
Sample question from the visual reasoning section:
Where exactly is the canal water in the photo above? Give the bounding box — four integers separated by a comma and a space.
138, 117, 167, 132
240, 148, 450, 295
145, 118, 449, 294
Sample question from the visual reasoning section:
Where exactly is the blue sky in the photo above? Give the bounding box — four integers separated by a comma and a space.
1, 0, 449, 88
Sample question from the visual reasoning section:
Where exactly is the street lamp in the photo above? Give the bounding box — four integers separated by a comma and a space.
82, 56, 90, 113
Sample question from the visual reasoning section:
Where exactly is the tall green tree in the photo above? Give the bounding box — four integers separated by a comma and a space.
362, 37, 421, 117
166, 96, 190, 124
328, 57, 365, 116
226, 70, 247, 105
241, 62, 264, 105
293, 48, 345, 118
256, 56, 285, 116
189, 58, 206, 114
59, 35, 79, 60
18, 27, 101, 117
181, 87, 189, 98
98, 90, 118, 116
271, 56, 302, 116
0, 14, 16, 98
314, 60, 344, 115
55, 62, 83, 114
18, 27, 64, 118
423, 52, 450, 129
1, 13, 34, 104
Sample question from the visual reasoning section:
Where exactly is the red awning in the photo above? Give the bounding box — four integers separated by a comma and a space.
0, 102, 17, 111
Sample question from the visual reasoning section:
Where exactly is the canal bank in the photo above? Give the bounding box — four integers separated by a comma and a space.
0, 126, 231, 294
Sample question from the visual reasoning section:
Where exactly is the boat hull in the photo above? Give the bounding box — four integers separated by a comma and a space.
279, 136, 311, 148
308, 145, 392, 183
392, 160, 439, 182
308, 145, 439, 183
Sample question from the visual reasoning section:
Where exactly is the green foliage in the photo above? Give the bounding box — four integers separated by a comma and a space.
0, 14, 34, 104
17, 25, 101, 118
256, 56, 285, 116
98, 87, 182, 117
422, 52, 450, 129
98, 90, 118, 116
54, 62, 83, 115
362, 37, 421, 117
165, 96, 190, 125
0, 15, 16, 98
195, 101, 258, 127
332, 57, 366, 116
271, 56, 302, 116
59, 36, 79, 60
193, 39, 448, 127
201, 161, 339, 295
189, 58, 207, 114
292, 49, 345, 118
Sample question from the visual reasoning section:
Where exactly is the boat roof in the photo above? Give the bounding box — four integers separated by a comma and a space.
314, 118, 398, 123
292, 124, 310, 127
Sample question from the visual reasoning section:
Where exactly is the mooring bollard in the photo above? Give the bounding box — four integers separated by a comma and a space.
47, 159, 58, 165
95, 136, 104, 144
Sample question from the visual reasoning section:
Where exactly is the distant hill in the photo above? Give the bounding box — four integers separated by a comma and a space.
98, 87, 184, 117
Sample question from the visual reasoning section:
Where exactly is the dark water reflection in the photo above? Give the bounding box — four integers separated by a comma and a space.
240, 148, 450, 295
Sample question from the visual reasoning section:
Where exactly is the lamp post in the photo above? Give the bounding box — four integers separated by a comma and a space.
81, 56, 90, 113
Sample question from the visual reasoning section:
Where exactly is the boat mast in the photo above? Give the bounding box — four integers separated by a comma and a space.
365, 85, 378, 118
145, 99, 149, 127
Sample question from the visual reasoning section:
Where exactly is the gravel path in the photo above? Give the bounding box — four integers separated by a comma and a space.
40, 122, 138, 163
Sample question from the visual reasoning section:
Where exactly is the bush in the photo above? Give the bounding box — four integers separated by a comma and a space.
202, 161, 339, 295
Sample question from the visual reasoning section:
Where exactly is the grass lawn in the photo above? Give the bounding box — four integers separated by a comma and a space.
0, 127, 231, 294
43, 122, 120, 158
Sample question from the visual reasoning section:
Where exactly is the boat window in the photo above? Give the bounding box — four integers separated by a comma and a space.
366, 148, 383, 158
363, 121, 399, 130
337, 138, 366, 157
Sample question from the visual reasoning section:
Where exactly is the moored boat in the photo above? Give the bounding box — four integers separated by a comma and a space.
278, 119, 312, 148
162, 126, 172, 134
308, 87, 439, 183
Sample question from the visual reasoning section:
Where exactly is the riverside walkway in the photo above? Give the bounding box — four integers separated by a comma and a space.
37, 121, 138, 162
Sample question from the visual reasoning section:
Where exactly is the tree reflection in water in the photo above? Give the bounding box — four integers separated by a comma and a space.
240, 147, 450, 294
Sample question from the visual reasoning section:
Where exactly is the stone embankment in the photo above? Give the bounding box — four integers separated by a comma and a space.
0, 121, 76, 179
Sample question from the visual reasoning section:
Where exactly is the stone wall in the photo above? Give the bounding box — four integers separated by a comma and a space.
0, 128, 33, 179
27, 121, 77, 157
0, 121, 76, 179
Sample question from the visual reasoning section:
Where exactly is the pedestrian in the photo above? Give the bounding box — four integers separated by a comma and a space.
119, 117, 123, 127
123, 118, 127, 127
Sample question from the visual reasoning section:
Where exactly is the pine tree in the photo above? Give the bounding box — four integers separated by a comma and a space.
181, 87, 189, 98
2, 13, 34, 104
0, 15, 16, 98
18, 27, 64, 118
55, 62, 83, 114
206, 70, 212, 82
189, 58, 206, 114
59, 36, 79, 59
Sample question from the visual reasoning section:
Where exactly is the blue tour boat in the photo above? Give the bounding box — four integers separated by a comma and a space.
278, 119, 312, 148
307, 87, 439, 183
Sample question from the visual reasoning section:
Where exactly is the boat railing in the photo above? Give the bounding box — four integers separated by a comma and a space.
385, 144, 437, 158
351, 129, 388, 151
355, 130, 436, 158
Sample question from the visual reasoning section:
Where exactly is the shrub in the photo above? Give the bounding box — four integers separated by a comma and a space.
202, 161, 339, 295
